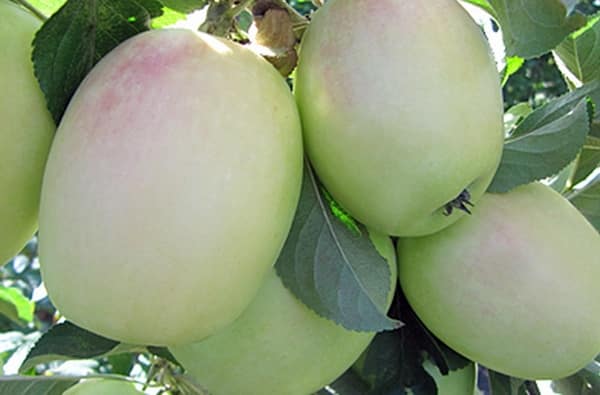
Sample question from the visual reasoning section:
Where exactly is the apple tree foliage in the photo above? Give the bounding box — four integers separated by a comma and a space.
0, 0, 599, 394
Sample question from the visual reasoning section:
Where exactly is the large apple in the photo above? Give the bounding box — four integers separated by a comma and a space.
39, 29, 303, 346
64, 379, 143, 395
398, 182, 600, 379
294, 0, 504, 237
0, 1, 54, 265
170, 230, 396, 395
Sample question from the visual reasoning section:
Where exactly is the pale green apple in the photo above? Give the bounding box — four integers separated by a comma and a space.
398, 182, 600, 379
39, 29, 303, 346
0, 1, 54, 265
294, 0, 504, 237
64, 379, 144, 395
422, 359, 477, 395
170, 230, 397, 395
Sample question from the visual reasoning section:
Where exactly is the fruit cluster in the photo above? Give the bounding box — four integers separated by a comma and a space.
1, 0, 599, 394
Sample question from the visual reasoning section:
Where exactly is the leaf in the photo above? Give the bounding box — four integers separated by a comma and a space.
160, 0, 207, 13
275, 163, 400, 332
460, 0, 496, 18
0, 286, 34, 325
488, 0, 586, 58
32, 0, 164, 124
501, 56, 525, 86
503, 102, 533, 135
19, 322, 120, 373
570, 174, 600, 231
572, 135, 600, 185
0, 376, 79, 395
25, 0, 67, 17
554, 15, 600, 86
489, 94, 592, 193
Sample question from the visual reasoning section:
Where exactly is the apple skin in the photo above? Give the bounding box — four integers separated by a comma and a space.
0, 1, 54, 265
294, 0, 504, 237
39, 29, 303, 346
398, 182, 600, 379
422, 359, 477, 395
64, 379, 143, 395
170, 230, 397, 395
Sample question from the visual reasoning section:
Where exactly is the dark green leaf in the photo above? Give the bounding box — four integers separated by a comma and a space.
32, 0, 164, 124
19, 322, 119, 373
0, 286, 34, 325
488, 0, 586, 58
275, 163, 400, 332
570, 174, 600, 231
489, 96, 591, 193
0, 376, 79, 395
572, 136, 600, 185
554, 15, 600, 85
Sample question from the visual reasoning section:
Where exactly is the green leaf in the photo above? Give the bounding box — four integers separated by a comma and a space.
0, 286, 34, 325
501, 56, 525, 86
570, 174, 600, 231
488, 0, 586, 58
572, 135, 600, 185
32, 0, 164, 124
554, 15, 600, 86
275, 163, 400, 332
485, 369, 531, 395
24, 0, 66, 17
503, 102, 533, 135
160, 0, 207, 13
19, 322, 120, 373
489, 91, 592, 193
0, 376, 79, 395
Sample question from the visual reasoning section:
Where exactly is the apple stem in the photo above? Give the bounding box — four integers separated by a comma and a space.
14, 0, 48, 22
443, 189, 475, 216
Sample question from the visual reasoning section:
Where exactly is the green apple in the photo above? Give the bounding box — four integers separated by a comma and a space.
0, 1, 54, 265
64, 379, 144, 395
422, 359, 477, 395
39, 29, 303, 346
170, 230, 396, 395
294, 0, 504, 237
398, 182, 600, 379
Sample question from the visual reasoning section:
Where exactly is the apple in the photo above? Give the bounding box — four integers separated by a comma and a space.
422, 359, 477, 395
170, 230, 397, 395
0, 1, 54, 265
38, 29, 303, 346
294, 0, 504, 237
64, 379, 143, 395
398, 182, 600, 379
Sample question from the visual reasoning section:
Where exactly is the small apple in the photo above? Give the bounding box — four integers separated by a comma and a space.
64, 379, 143, 395
170, 230, 396, 395
0, 1, 54, 265
39, 29, 303, 346
398, 182, 600, 379
294, 0, 504, 237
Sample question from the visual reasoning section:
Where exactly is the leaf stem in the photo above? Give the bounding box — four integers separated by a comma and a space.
14, 0, 48, 22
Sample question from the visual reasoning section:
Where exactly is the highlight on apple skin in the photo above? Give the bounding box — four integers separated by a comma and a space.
38, 28, 304, 346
